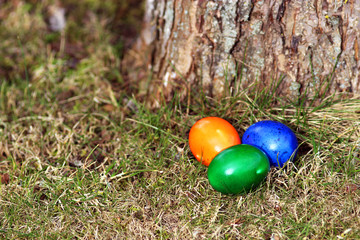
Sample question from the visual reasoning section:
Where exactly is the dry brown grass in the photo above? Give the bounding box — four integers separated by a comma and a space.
0, 1, 359, 239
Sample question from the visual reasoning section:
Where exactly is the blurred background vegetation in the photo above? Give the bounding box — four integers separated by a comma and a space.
0, 0, 143, 83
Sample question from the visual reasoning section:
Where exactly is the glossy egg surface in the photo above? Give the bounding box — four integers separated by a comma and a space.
242, 120, 298, 167
207, 144, 270, 194
189, 117, 241, 166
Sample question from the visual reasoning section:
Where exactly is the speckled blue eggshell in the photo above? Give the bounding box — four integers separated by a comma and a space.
242, 120, 298, 167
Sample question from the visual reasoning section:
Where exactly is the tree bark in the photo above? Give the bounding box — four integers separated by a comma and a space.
124, 0, 360, 106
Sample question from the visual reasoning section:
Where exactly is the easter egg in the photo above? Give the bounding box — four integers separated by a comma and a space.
207, 144, 270, 194
242, 120, 298, 167
189, 117, 241, 166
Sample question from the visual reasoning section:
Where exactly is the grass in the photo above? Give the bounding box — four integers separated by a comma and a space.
0, 1, 360, 239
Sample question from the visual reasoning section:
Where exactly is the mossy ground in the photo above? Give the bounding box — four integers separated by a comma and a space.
0, 1, 359, 239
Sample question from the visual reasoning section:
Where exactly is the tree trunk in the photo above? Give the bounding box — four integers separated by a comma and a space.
124, 0, 360, 106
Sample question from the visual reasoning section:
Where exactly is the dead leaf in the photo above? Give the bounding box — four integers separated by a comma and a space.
103, 104, 115, 112
57, 89, 75, 102
227, 218, 245, 226
1, 173, 10, 184
274, 204, 281, 212
345, 184, 359, 193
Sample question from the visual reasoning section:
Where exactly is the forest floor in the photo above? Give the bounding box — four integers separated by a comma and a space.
0, 1, 359, 239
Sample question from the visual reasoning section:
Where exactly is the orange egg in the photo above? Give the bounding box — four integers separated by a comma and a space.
189, 117, 241, 166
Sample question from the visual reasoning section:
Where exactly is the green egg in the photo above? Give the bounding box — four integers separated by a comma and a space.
207, 144, 270, 194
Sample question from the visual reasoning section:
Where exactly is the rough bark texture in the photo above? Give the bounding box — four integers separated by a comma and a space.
125, 0, 360, 106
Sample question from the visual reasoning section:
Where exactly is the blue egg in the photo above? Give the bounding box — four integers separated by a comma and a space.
242, 120, 298, 167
